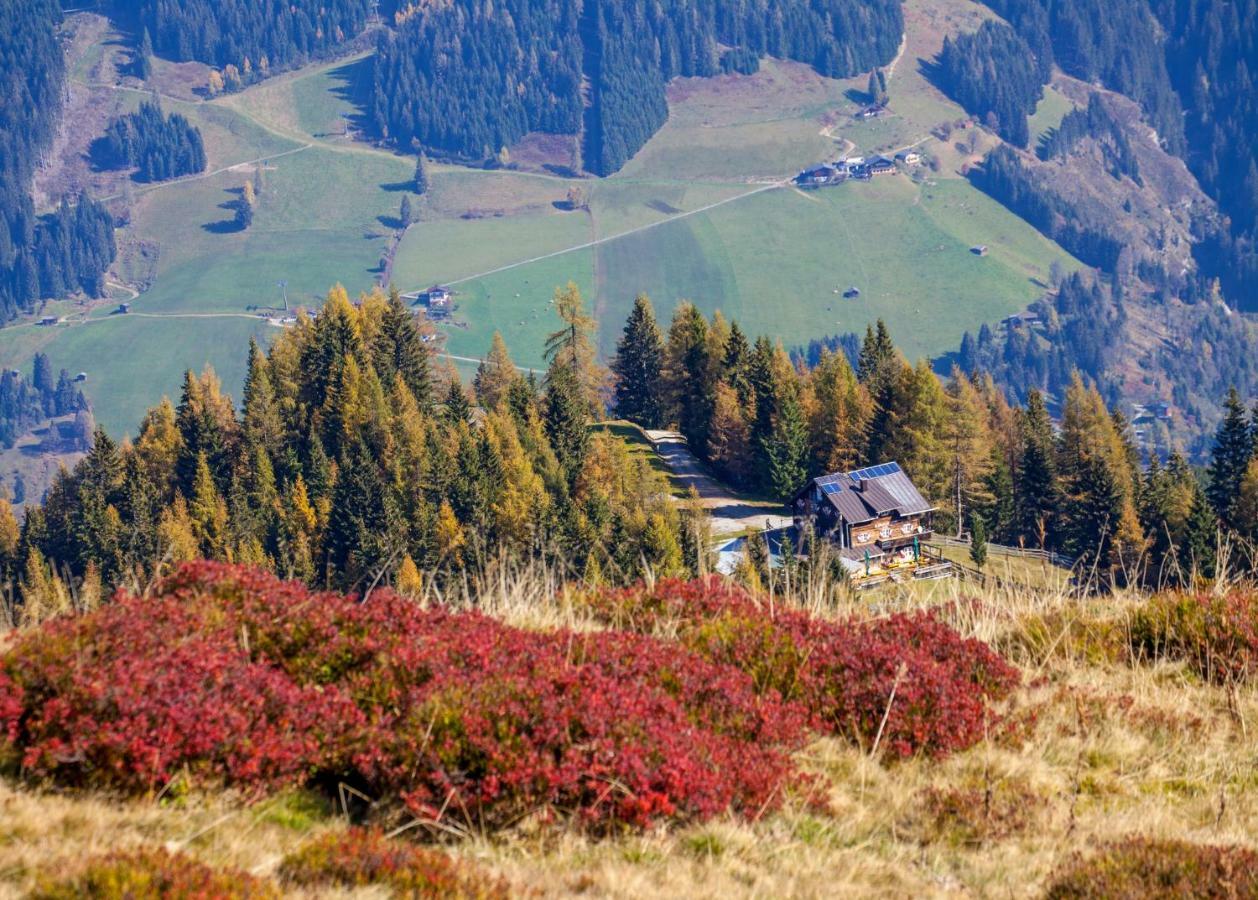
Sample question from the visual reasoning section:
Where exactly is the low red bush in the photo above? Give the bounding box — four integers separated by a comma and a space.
31, 847, 278, 899
0, 667, 20, 750
0, 564, 807, 831
3, 595, 362, 793
584, 577, 1020, 758
1130, 591, 1258, 684
1045, 837, 1258, 899
279, 827, 508, 898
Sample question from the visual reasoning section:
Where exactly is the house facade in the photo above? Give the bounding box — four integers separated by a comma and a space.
790, 462, 935, 569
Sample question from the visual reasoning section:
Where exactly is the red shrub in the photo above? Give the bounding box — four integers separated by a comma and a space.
0, 667, 21, 750
1130, 591, 1258, 684
279, 827, 507, 897
31, 847, 278, 899
1045, 837, 1258, 899
3, 594, 362, 793
1, 563, 806, 830
584, 577, 1020, 758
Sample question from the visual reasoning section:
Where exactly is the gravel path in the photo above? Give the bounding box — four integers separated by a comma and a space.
644, 430, 792, 537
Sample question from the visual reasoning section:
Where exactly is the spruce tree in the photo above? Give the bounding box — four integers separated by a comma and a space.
969, 512, 988, 570
374, 288, 432, 410
664, 303, 714, 452
1184, 482, 1218, 580
442, 380, 472, 425
137, 28, 154, 81
1015, 389, 1057, 547
543, 362, 590, 485
1207, 388, 1253, 528
762, 371, 810, 501
414, 153, 429, 194
610, 294, 665, 428
859, 320, 900, 461
722, 320, 752, 403
399, 194, 413, 228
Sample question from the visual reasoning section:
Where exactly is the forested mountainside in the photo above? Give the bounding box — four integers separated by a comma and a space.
371, 0, 903, 175
1151, 0, 1258, 307
0, 354, 88, 450
935, 21, 1048, 148
980, 0, 1185, 156
0, 0, 115, 323
103, 0, 373, 73
955, 81, 1253, 448
977, 0, 1257, 307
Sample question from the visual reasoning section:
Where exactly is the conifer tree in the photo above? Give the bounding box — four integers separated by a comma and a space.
137, 28, 154, 81
1015, 389, 1057, 547
722, 320, 753, 403
543, 361, 590, 486
374, 288, 432, 410
1207, 388, 1253, 528
189, 451, 228, 557
610, 294, 665, 428
0, 495, 20, 576
761, 370, 810, 500
969, 512, 988, 570
399, 194, 413, 228
474, 331, 518, 411
708, 382, 754, 487
327, 437, 399, 591
414, 153, 429, 195
807, 348, 869, 475
859, 320, 902, 461
544, 281, 600, 408
665, 303, 714, 453
1184, 481, 1218, 580
944, 369, 995, 536
442, 380, 472, 425
242, 338, 283, 463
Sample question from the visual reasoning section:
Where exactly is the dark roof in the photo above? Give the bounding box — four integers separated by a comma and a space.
798, 462, 934, 524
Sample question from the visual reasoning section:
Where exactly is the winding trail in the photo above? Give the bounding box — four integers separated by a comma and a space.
644, 430, 790, 537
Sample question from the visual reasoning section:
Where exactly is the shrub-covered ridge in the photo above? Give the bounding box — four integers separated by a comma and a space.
582, 577, 1021, 758
0, 564, 1017, 831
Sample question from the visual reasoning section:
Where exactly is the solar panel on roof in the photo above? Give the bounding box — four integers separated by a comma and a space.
821, 482, 842, 494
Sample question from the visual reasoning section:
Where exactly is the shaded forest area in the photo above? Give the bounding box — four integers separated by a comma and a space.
978, 0, 1257, 307
102, 0, 373, 73
0, 0, 116, 323
371, 0, 903, 175
933, 21, 1047, 147
97, 102, 207, 183
0, 355, 89, 451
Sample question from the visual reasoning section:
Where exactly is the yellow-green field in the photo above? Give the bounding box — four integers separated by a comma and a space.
2, 0, 1081, 436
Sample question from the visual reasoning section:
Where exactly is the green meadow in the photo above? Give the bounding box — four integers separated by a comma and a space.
8, 0, 1081, 437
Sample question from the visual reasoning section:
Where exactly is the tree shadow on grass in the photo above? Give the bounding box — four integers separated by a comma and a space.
380, 180, 414, 193
325, 57, 375, 136
202, 187, 247, 233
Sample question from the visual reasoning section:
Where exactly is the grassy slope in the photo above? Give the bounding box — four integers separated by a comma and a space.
2, 578, 1252, 898
4, 0, 1080, 436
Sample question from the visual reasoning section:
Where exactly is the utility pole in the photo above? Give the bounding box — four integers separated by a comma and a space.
277, 280, 288, 311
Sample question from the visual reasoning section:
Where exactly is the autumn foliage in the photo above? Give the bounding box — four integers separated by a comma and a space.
279, 828, 507, 898
30, 847, 278, 899
1045, 837, 1258, 899
1130, 590, 1258, 684
582, 577, 1020, 758
0, 565, 1016, 831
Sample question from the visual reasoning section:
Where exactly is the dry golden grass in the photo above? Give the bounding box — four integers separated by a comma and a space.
3, 568, 1257, 898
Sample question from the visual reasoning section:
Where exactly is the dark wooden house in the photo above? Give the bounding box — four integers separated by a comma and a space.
791, 462, 935, 568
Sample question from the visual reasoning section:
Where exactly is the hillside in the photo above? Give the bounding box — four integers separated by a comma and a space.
3, 566, 1258, 898
0, 0, 1081, 444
